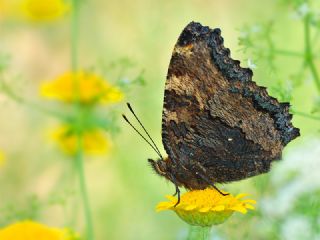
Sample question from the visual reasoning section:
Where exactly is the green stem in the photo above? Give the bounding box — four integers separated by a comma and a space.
70, 0, 94, 239
251, 46, 304, 58
71, 0, 79, 73
291, 110, 320, 121
0, 79, 69, 120
75, 135, 94, 240
304, 13, 320, 93
187, 226, 211, 240
273, 49, 304, 57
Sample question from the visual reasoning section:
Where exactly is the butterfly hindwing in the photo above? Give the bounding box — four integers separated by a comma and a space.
161, 22, 299, 184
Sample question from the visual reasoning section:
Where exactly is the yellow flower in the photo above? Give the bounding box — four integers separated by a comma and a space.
156, 188, 256, 227
51, 125, 111, 155
0, 220, 79, 240
0, 1, 7, 19
21, 0, 69, 21
40, 71, 124, 104
0, 150, 5, 168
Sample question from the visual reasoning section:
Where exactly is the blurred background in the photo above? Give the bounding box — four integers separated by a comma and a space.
0, 0, 319, 239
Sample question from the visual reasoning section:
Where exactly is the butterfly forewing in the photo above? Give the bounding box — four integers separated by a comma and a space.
161, 22, 299, 183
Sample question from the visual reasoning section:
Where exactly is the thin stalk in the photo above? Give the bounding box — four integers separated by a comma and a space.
312, 24, 320, 47
71, 0, 78, 75
75, 135, 94, 240
0, 79, 69, 120
304, 14, 320, 93
187, 226, 211, 240
292, 110, 320, 121
247, 46, 303, 58
71, 0, 95, 239
273, 49, 304, 57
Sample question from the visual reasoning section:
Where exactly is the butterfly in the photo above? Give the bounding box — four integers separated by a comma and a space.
123, 21, 300, 205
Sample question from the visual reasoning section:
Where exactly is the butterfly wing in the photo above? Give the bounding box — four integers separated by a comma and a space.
162, 22, 299, 183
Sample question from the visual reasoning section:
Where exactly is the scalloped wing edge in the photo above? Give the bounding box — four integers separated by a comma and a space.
176, 21, 300, 146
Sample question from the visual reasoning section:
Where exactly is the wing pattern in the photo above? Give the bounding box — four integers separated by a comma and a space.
161, 22, 299, 183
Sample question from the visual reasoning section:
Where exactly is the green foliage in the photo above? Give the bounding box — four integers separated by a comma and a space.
0, 0, 319, 239
0, 196, 42, 226
98, 57, 146, 91
0, 54, 10, 73
239, 0, 320, 130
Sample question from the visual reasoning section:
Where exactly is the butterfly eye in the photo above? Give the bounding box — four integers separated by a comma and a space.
158, 161, 168, 175
149, 159, 167, 176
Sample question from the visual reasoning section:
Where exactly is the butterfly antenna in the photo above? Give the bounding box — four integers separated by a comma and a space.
126, 103, 163, 159
122, 114, 163, 159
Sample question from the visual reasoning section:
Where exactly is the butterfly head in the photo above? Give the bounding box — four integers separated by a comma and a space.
148, 158, 169, 177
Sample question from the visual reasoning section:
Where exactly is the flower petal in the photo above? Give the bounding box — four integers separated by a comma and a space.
0, 220, 78, 239
199, 207, 211, 213
230, 205, 248, 214
156, 188, 256, 227
211, 205, 225, 211
235, 193, 249, 199
242, 199, 257, 204
184, 204, 197, 211
165, 195, 177, 202
244, 204, 255, 210
40, 71, 124, 105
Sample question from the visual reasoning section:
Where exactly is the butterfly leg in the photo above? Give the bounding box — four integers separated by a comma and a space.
211, 184, 229, 196
173, 184, 179, 196
169, 174, 181, 206
188, 163, 229, 196
173, 186, 181, 207
197, 172, 229, 196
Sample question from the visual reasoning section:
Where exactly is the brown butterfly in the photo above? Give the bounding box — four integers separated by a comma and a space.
123, 22, 300, 205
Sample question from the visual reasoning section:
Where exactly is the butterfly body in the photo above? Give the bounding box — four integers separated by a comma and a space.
149, 22, 300, 191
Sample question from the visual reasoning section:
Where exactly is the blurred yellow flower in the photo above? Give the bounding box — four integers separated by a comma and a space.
0, 0, 10, 20
0, 150, 5, 168
40, 71, 124, 104
52, 125, 111, 155
156, 188, 256, 227
0, 220, 79, 240
22, 0, 69, 21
